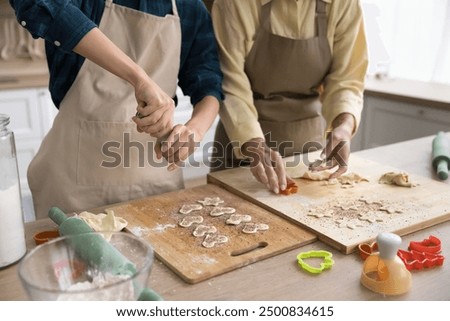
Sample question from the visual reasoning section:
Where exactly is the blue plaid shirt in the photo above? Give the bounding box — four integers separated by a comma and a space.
9, 0, 223, 108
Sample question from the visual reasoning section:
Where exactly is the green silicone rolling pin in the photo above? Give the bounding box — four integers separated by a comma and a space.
432, 132, 450, 180
48, 207, 163, 300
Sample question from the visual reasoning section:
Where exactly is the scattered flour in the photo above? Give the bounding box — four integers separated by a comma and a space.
151, 223, 176, 233
57, 273, 135, 301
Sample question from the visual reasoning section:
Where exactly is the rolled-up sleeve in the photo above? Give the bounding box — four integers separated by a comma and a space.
9, 0, 96, 53
211, 0, 264, 159
178, 1, 223, 106
321, 0, 368, 135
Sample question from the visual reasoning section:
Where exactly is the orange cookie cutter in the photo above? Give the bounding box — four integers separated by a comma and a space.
358, 242, 378, 260
280, 180, 298, 195
408, 235, 441, 254
33, 230, 60, 245
397, 249, 444, 271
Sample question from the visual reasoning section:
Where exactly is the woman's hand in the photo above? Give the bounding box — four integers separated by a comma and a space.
132, 77, 175, 138
312, 113, 355, 179
156, 95, 219, 171
156, 124, 200, 171
241, 138, 287, 194
72, 28, 175, 138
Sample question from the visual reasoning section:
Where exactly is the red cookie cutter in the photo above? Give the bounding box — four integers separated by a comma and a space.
408, 235, 441, 254
397, 249, 445, 271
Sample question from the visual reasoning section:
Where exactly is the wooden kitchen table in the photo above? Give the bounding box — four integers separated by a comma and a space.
1, 133, 449, 301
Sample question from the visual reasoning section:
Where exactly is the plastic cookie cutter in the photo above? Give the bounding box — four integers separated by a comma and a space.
397, 249, 445, 271
33, 230, 60, 245
360, 233, 412, 296
297, 250, 334, 274
280, 179, 298, 195
408, 235, 441, 254
358, 242, 378, 260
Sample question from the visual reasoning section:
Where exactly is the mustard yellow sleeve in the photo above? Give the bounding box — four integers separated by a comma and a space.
322, 0, 369, 135
212, 0, 264, 159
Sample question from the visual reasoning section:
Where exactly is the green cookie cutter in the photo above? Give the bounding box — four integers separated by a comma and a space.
297, 250, 334, 274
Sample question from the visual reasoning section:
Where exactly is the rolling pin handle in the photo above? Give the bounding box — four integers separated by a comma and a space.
48, 207, 68, 225
436, 159, 449, 180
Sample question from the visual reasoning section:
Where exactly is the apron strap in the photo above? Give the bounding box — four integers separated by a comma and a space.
316, 0, 328, 37
105, 0, 113, 8
260, 1, 271, 31
172, 0, 179, 17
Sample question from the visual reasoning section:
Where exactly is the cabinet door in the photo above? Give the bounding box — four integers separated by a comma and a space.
0, 87, 57, 221
362, 96, 450, 149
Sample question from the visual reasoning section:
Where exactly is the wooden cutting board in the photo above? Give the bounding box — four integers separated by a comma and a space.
106, 184, 316, 284
208, 154, 450, 254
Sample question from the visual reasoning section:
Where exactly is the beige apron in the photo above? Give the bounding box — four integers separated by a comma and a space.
28, 0, 184, 219
213, 0, 332, 170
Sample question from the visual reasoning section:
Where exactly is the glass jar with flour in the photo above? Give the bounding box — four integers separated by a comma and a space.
0, 114, 26, 268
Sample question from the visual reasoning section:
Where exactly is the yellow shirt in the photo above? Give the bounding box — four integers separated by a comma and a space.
212, 0, 368, 158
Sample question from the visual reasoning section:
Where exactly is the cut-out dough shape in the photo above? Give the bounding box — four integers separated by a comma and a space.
202, 234, 229, 248
307, 210, 333, 218
226, 214, 252, 225
242, 223, 269, 234
179, 215, 203, 227
358, 212, 384, 223
379, 171, 416, 187
179, 204, 203, 214
197, 197, 224, 206
193, 225, 217, 237
358, 196, 383, 205
210, 206, 236, 217
379, 206, 402, 214
335, 219, 364, 230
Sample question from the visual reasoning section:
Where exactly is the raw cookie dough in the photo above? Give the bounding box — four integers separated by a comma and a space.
197, 197, 224, 206
193, 225, 217, 237
202, 234, 229, 248
179, 204, 203, 214
337, 173, 369, 185
210, 206, 236, 217
226, 214, 252, 225
379, 172, 416, 187
179, 215, 204, 227
242, 223, 269, 234
301, 170, 334, 181
300, 171, 369, 188
78, 209, 128, 232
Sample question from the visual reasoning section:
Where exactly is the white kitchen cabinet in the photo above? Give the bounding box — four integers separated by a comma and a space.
352, 77, 450, 151
0, 87, 57, 222
359, 96, 450, 149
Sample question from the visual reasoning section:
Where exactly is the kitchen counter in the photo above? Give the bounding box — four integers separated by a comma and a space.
1, 133, 449, 300
365, 76, 450, 111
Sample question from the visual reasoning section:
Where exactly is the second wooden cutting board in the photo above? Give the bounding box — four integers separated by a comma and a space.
106, 184, 316, 284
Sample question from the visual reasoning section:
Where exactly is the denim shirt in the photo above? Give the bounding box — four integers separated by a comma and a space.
9, 0, 223, 108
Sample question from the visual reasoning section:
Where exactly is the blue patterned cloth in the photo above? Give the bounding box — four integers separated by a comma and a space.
9, 0, 223, 107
